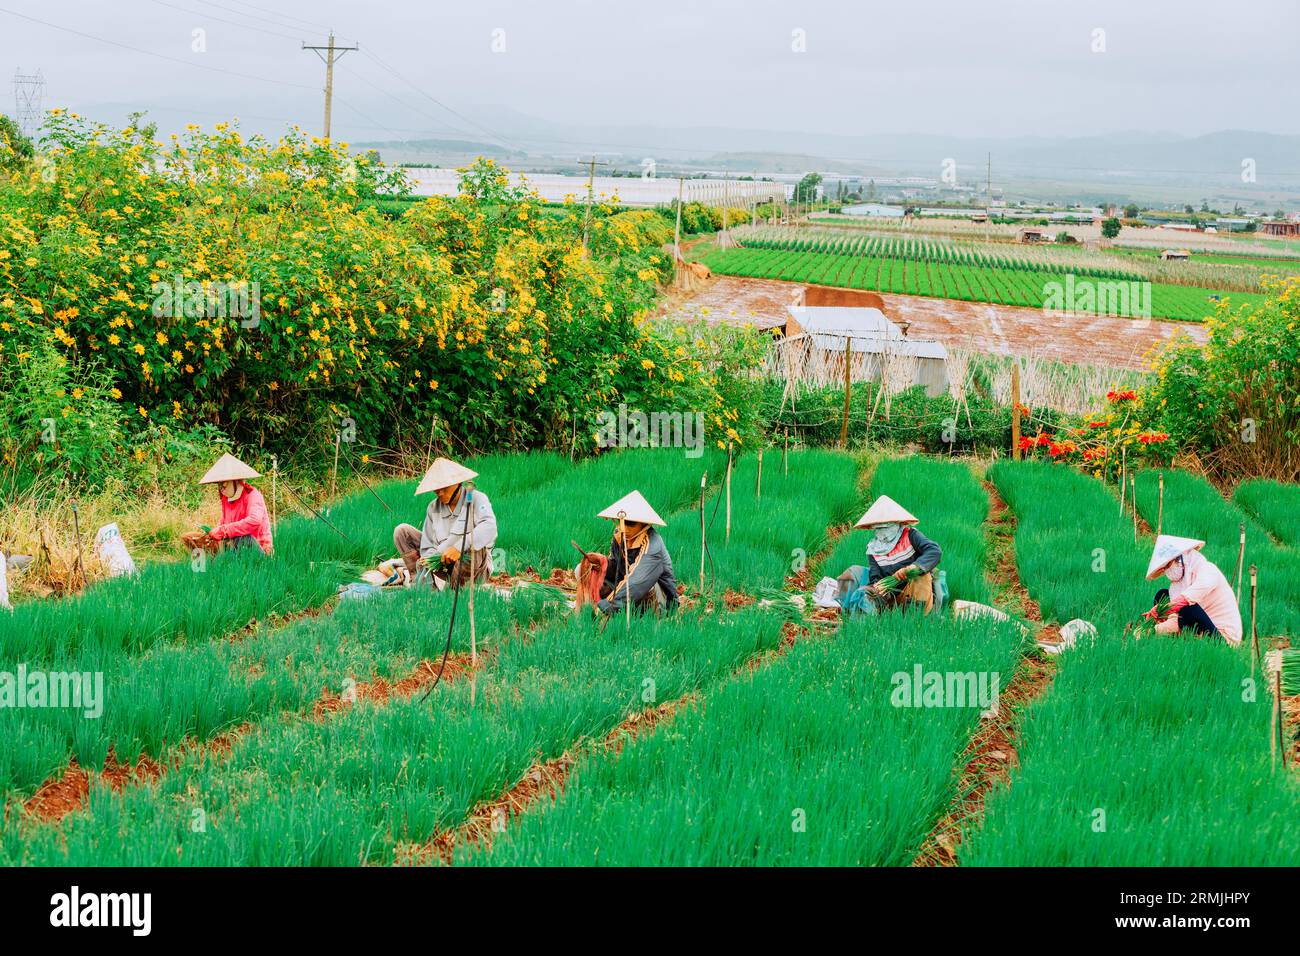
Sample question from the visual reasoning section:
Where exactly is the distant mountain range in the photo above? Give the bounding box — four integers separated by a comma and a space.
353, 105, 1300, 199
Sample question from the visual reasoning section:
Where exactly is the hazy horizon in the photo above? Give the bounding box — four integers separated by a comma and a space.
3, 0, 1298, 152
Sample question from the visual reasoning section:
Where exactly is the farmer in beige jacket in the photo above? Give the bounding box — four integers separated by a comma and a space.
393, 457, 497, 591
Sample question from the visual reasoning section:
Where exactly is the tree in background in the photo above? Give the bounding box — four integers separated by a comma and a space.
0, 114, 35, 172
794, 171, 822, 205
1101, 216, 1122, 239
1123, 203, 1139, 218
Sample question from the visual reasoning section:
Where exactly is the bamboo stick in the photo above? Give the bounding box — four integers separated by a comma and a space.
330, 431, 341, 510
1277, 670, 1288, 768
698, 473, 707, 598
1131, 475, 1137, 542
271, 455, 279, 528
1272, 668, 1280, 771
1235, 523, 1246, 602
756, 449, 763, 500
725, 446, 732, 544
1119, 446, 1127, 515
1010, 362, 1021, 460
1156, 472, 1164, 537
1249, 565, 1259, 675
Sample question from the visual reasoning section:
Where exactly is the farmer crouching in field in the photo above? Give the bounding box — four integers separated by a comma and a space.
1141, 535, 1242, 644
577, 491, 679, 618
837, 495, 942, 615
393, 457, 497, 591
181, 453, 274, 555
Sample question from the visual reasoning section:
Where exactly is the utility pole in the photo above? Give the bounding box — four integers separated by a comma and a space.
986, 152, 993, 238
302, 32, 358, 140
581, 154, 609, 252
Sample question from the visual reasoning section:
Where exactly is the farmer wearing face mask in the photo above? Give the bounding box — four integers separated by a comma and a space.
575, 490, 679, 618
1142, 535, 1242, 644
393, 457, 497, 591
836, 495, 943, 615
182, 453, 274, 555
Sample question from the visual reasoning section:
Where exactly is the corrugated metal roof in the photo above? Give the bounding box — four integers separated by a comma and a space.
787, 306, 901, 338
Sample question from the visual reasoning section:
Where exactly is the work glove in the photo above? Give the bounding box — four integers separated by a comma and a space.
893, 567, 913, 583
441, 546, 462, 565
1141, 605, 1162, 622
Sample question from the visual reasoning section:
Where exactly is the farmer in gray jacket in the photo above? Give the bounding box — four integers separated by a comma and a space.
393, 457, 497, 591
577, 490, 679, 617
837, 494, 943, 615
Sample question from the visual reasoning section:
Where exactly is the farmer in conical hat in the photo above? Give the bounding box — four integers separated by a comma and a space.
182, 453, 273, 555
836, 494, 942, 615
1141, 535, 1242, 644
577, 490, 679, 617
393, 457, 497, 591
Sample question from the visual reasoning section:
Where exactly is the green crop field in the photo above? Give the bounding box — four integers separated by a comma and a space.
698, 246, 1263, 322
3, 449, 1296, 871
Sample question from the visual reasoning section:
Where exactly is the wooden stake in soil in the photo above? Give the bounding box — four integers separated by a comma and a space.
725, 445, 733, 544
1010, 362, 1022, 460
1119, 446, 1127, 516
271, 455, 279, 528
469, 545, 477, 706
70, 501, 84, 589
756, 449, 763, 500
698, 472, 707, 598
1249, 565, 1259, 675
1276, 670, 1287, 768
330, 430, 341, 510
1131, 475, 1138, 542
1272, 667, 1280, 770
1156, 471, 1164, 538
839, 335, 852, 448
1235, 523, 1246, 602
783, 431, 789, 475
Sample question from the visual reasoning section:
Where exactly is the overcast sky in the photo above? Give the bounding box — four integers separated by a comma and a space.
3, 0, 1298, 150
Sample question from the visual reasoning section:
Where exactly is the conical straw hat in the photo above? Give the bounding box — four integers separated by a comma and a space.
597, 490, 665, 527
415, 457, 479, 495
1146, 534, 1205, 580
854, 495, 918, 528
199, 453, 260, 485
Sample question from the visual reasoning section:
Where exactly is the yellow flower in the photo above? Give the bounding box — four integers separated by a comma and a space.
138, 406, 148, 418
133, 343, 145, 355
111, 388, 122, 399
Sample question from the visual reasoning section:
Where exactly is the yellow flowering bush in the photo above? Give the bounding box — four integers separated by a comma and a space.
0, 117, 757, 477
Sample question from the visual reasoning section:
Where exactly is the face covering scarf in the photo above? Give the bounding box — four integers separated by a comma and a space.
866, 522, 915, 563
1166, 556, 1185, 583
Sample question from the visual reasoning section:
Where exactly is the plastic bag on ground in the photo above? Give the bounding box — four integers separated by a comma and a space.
94, 523, 137, 578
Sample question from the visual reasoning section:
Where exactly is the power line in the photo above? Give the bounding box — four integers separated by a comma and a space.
358, 47, 522, 154
188, 0, 349, 42
145, 0, 302, 42
0, 5, 317, 91
198, 0, 334, 35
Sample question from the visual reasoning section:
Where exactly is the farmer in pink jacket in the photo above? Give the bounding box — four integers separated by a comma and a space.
181, 453, 274, 556
1142, 535, 1242, 644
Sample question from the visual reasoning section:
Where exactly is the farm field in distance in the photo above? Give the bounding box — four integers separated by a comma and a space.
695, 227, 1272, 322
